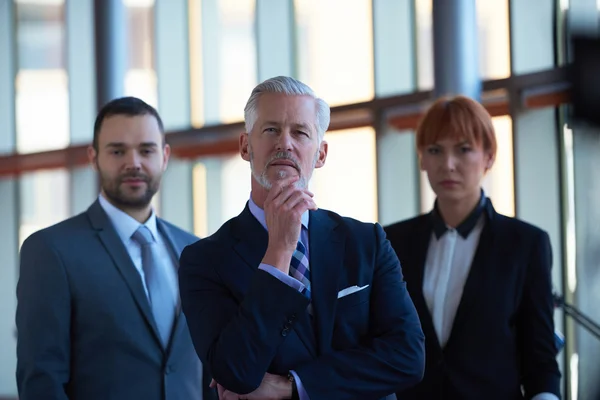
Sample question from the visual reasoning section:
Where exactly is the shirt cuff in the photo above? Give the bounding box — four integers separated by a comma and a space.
259, 264, 305, 292
290, 370, 310, 400
532, 393, 560, 400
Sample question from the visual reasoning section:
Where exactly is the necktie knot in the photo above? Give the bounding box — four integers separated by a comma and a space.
132, 225, 154, 246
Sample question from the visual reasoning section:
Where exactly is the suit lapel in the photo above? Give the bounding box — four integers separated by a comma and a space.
232, 205, 269, 273
308, 209, 344, 356
447, 203, 498, 343
410, 215, 442, 351
86, 200, 163, 350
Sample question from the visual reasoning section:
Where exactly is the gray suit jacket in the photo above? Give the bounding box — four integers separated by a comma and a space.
16, 200, 216, 400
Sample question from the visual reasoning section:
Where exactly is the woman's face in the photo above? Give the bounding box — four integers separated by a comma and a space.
420, 137, 494, 203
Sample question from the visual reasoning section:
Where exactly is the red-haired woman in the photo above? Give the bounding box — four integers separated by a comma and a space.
385, 96, 561, 400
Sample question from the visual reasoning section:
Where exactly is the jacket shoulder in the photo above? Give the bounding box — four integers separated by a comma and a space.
181, 216, 237, 256
158, 218, 199, 244
21, 211, 91, 248
493, 213, 549, 242
384, 214, 429, 237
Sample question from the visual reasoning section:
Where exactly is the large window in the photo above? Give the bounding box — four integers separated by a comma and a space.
311, 127, 378, 223
15, 0, 69, 154
193, 154, 251, 236
19, 169, 70, 246
217, 0, 256, 123
189, 0, 257, 125
416, 0, 511, 89
295, 0, 374, 106
124, 0, 157, 107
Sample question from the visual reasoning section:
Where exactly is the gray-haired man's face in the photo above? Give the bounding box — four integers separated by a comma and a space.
240, 93, 327, 190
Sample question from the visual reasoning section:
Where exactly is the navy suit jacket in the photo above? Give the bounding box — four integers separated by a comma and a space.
384, 199, 561, 400
16, 200, 216, 400
179, 204, 425, 400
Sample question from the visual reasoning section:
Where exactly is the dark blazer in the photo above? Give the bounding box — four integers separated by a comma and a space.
384, 198, 561, 400
16, 200, 216, 400
179, 204, 425, 400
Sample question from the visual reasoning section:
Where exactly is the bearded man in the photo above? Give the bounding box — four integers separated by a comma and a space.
16, 96, 216, 400
178, 76, 425, 400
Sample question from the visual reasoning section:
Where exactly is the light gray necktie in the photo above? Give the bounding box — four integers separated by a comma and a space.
132, 225, 176, 347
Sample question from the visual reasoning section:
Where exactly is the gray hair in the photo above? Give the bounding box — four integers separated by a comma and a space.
243, 76, 331, 141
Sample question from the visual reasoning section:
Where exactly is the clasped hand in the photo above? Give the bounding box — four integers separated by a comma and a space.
210, 372, 292, 400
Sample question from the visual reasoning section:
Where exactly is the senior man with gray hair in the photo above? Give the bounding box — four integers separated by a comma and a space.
179, 76, 425, 400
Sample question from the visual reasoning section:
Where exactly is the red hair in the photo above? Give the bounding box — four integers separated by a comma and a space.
416, 96, 497, 158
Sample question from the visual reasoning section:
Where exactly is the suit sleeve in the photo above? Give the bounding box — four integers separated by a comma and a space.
294, 223, 425, 400
16, 233, 71, 400
179, 245, 310, 394
519, 231, 561, 398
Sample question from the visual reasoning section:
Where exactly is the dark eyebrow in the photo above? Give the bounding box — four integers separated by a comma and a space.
105, 142, 159, 149
105, 142, 126, 149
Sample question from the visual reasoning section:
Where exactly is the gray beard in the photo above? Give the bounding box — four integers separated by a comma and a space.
249, 149, 319, 190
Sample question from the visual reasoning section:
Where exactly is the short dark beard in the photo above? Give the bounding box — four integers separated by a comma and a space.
98, 168, 160, 210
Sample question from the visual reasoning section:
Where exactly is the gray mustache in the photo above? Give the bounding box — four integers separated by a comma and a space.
266, 152, 301, 170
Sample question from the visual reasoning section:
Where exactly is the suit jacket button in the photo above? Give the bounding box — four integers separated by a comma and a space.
166, 365, 175, 374
281, 328, 290, 337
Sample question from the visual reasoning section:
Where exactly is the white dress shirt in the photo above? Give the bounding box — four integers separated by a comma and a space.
423, 216, 483, 348
98, 194, 179, 308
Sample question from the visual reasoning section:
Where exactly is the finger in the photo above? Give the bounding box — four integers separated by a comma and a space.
284, 191, 317, 213
210, 379, 217, 388
217, 384, 226, 399
291, 195, 318, 215
273, 185, 314, 208
270, 184, 302, 209
264, 176, 300, 205
221, 389, 240, 400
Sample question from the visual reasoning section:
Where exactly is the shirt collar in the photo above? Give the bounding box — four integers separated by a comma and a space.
431, 189, 490, 239
98, 194, 159, 243
248, 193, 309, 232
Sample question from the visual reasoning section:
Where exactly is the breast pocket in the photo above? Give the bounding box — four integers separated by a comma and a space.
336, 286, 371, 309
332, 286, 371, 350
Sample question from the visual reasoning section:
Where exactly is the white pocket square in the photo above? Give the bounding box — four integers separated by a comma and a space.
337, 285, 370, 299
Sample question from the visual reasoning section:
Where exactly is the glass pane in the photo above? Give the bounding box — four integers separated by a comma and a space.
477, 0, 510, 79
15, 0, 69, 154
295, 0, 374, 106
310, 127, 378, 223
124, 0, 157, 107
481, 116, 514, 216
416, 0, 511, 90
19, 169, 70, 246
420, 116, 515, 217
569, 123, 600, 400
189, 0, 257, 125
218, 0, 256, 123
220, 154, 252, 221
192, 162, 208, 238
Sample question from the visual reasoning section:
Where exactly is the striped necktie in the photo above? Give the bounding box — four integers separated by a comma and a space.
289, 240, 312, 313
